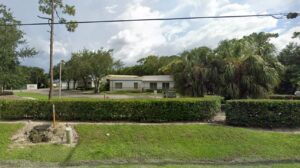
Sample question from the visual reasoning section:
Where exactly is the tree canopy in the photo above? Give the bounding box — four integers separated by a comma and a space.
0, 4, 36, 91
54, 49, 116, 93
162, 32, 283, 99
277, 42, 300, 94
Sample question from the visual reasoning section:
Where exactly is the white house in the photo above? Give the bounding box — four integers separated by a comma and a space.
54, 78, 95, 90
106, 75, 175, 91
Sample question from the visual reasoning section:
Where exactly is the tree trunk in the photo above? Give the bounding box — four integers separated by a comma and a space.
67, 80, 70, 90
94, 79, 100, 93
48, 0, 54, 100
73, 80, 77, 90
82, 77, 87, 90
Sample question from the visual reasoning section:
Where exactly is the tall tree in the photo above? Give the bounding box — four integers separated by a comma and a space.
82, 49, 113, 93
0, 5, 36, 91
38, 0, 77, 100
116, 55, 179, 76
163, 32, 282, 99
162, 47, 212, 97
213, 33, 282, 99
20, 66, 48, 88
277, 43, 300, 94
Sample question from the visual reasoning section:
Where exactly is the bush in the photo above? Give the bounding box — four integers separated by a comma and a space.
0, 98, 221, 122
225, 99, 300, 128
144, 89, 163, 93
106, 90, 142, 94
0, 91, 13, 96
269, 95, 300, 100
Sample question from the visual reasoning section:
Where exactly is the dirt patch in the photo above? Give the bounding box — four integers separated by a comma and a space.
10, 121, 79, 148
211, 112, 226, 124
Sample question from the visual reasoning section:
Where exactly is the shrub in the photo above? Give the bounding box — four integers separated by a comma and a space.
225, 99, 300, 128
269, 95, 300, 100
0, 91, 13, 96
0, 98, 221, 122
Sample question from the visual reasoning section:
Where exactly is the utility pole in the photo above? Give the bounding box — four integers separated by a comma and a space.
48, 0, 54, 100
59, 60, 64, 98
38, 0, 77, 99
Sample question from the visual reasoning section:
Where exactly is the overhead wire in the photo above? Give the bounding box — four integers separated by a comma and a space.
0, 12, 298, 27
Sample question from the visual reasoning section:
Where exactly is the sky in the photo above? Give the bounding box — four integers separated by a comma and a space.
1, 0, 300, 71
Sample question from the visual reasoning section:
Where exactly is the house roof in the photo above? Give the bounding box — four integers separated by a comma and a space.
142, 75, 174, 82
106, 75, 141, 81
106, 75, 173, 82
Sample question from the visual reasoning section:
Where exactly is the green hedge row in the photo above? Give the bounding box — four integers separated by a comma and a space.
269, 95, 300, 100
0, 98, 221, 122
0, 91, 13, 96
225, 100, 300, 128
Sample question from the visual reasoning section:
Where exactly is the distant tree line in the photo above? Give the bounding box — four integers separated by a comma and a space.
0, 5, 40, 91
53, 49, 121, 93
115, 32, 300, 99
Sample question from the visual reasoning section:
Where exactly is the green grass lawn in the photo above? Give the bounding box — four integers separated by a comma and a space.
14, 91, 49, 100
14, 91, 161, 100
1, 123, 300, 167
101, 90, 163, 96
0, 123, 23, 154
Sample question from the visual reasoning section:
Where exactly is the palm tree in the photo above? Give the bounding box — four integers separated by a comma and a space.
214, 33, 282, 99
166, 47, 212, 97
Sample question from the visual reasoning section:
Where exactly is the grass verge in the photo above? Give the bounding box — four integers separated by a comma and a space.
1, 124, 300, 166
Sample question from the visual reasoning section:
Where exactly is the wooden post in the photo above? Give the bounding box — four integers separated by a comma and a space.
52, 104, 56, 128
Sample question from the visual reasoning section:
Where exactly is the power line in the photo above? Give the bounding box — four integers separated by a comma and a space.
0, 12, 299, 27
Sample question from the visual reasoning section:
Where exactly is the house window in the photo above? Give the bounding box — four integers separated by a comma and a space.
134, 82, 138, 89
150, 82, 157, 90
115, 82, 122, 89
162, 82, 170, 89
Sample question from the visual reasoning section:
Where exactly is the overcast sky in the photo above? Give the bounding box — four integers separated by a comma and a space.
1, 0, 300, 71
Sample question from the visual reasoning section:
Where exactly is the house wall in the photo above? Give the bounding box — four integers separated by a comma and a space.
109, 80, 174, 91
77, 79, 95, 88
143, 81, 175, 90
110, 80, 142, 91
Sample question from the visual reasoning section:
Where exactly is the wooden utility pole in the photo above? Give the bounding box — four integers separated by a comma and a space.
59, 60, 64, 98
48, 0, 54, 100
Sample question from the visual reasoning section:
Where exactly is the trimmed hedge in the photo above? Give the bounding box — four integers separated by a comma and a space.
0, 98, 221, 122
225, 99, 300, 128
269, 95, 300, 100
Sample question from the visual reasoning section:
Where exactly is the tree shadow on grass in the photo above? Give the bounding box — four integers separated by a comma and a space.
59, 140, 82, 167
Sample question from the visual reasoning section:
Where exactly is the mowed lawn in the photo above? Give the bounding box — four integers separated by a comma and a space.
14, 92, 49, 100
1, 123, 300, 167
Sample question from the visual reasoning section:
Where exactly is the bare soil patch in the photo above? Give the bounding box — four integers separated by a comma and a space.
10, 121, 79, 149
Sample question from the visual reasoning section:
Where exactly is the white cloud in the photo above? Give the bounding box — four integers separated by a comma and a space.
105, 5, 118, 14
271, 26, 300, 51
108, 3, 168, 64
108, 0, 281, 64
172, 14, 277, 49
